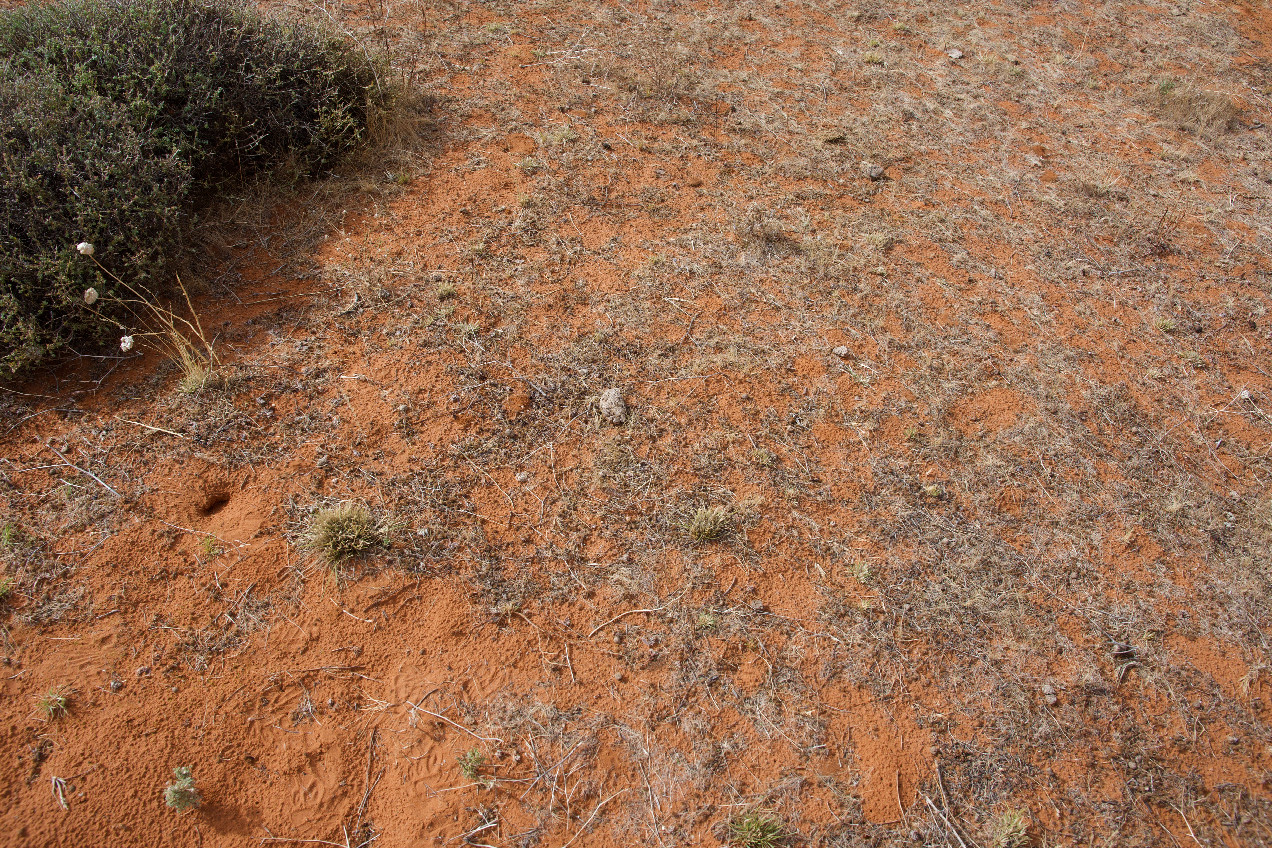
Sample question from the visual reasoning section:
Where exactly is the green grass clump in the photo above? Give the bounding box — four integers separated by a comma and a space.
305, 503, 388, 566
163, 766, 201, 811
728, 811, 787, 847
0, 0, 383, 371
35, 685, 73, 719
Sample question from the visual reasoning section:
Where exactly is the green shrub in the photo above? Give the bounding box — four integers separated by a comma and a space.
0, 0, 382, 371
163, 765, 201, 811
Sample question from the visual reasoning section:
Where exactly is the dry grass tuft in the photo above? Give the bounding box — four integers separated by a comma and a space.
684, 505, 731, 542
305, 503, 389, 566
1150, 79, 1241, 135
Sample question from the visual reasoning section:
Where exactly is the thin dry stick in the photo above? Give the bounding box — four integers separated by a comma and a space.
588, 599, 678, 638
353, 729, 381, 837
557, 789, 627, 848
51, 776, 69, 810
924, 795, 968, 848
1168, 802, 1204, 848
405, 701, 504, 744
155, 518, 242, 549
113, 415, 186, 438
45, 441, 118, 496
933, 763, 981, 848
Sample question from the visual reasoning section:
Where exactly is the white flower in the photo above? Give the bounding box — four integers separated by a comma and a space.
120, 335, 134, 352
76, 242, 94, 256
83, 287, 99, 305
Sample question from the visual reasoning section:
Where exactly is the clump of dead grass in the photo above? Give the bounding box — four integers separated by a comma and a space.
684, 505, 731, 542
1149, 79, 1240, 135
304, 503, 389, 566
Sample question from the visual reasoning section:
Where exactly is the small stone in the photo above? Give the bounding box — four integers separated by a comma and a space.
863, 162, 885, 181
947, 48, 963, 59
135, 666, 151, 677
832, 345, 849, 358
109, 679, 123, 692
598, 387, 628, 425
515, 471, 530, 483
1042, 683, 1058, 705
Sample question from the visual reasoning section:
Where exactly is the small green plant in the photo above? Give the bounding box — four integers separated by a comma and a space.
991, 809, 1029, 848
0, 572, 13, 601
749, 448, 776, 467
36, 686, 73, 719
696, 610, 719, 632
163, 766, 201, 811
863, 51, 884, 65
458, 748, 493, 788
305, 503, 388, 566
1154, 316, 1178, 333
685, 506, 731, 542
729, 811, 787, 848
436, 282, 458, 301
197, 536, 221, 560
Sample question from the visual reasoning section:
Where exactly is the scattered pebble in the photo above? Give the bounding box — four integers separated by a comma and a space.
1042, 683, 1058, 706
135, 666, 151, 677
598, 387, 628, 425
862, 162, 885, 181
109, 679, 123, 692
832, 345, 849, 358
515, 471, 530, 483
947, 48, 963, 59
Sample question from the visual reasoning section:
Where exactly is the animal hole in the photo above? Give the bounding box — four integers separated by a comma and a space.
200, 494, 230, 517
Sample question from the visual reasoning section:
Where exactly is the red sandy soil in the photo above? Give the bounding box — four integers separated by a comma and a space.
2, 0, 1271, 846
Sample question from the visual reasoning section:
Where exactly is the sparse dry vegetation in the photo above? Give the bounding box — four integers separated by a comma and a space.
1, 0, 1270, 846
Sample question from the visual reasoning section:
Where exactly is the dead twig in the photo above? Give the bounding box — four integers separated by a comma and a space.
405, 701, 504, 744
588, 597, 680, 638
45, 441, 118, 496
113, 415, 186, 438
556, 789, 627, 848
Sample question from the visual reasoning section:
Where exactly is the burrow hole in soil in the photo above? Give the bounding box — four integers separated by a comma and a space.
200, 493, 231, 517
